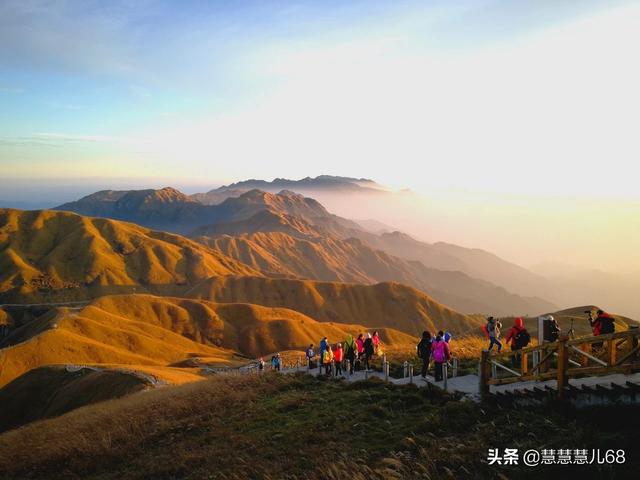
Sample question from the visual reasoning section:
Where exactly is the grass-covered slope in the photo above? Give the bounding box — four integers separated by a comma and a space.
0, 294, 416, 386
0, 374, 636, 479
187, 275, 483, 336
0, 208, 258, 299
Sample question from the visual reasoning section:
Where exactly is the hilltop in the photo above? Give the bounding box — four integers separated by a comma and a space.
0, 208, 257, 301
56, 188, 359, 235
192, 175, 389, 204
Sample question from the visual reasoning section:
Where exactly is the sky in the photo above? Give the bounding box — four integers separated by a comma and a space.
1, 0, 639, 271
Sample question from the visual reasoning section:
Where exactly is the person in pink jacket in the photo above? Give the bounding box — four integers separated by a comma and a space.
355, 333, 365, 358
430, 331, 451, 382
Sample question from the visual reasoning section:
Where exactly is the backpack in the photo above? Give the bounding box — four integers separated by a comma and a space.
481, 324, 489, 338
514, 329, 530, 349
600, 316, 615, 334
417, 339, 431, 359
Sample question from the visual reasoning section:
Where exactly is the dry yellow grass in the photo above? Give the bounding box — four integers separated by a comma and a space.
187, 275, 482, 336
0, 308, 11, 326
0, 208, 259, 298
0, 294, 416, 386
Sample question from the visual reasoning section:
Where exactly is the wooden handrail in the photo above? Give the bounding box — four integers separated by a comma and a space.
479, 328, 640, 398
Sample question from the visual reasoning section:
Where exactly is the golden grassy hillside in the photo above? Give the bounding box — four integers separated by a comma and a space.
197, 231, 425, 285
0, 300, 243, 387
187, 275, 482, 336
77, 295, 416, 357
0, 294, 415, 387
0, 208, 258, 299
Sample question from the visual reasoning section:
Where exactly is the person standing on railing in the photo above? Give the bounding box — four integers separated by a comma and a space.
344, 334, 357, 374
333, 343, 344, 377
431, 331, 451, 381
486, 317, 503, 353
306, 344, 315, 369
504, 317, 530, 367
417, 331, 433, 379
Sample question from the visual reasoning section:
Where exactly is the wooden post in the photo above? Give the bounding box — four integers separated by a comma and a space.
479, 350, 491, 400
557, 336, 568, 400
443, 362, 448, 391
409, 364, 414, 384
452, 358, 458, 377
580, 343, 590, 366
384, 361, 389, 382
607, 339, 616, 366
403, 361, 408, 378
521, 352, 528, 375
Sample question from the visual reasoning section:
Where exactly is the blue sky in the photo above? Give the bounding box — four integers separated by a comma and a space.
0, 0, 638, 194
1, 0, 639, 270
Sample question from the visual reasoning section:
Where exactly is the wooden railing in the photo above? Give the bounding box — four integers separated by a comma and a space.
479, 327, 640, 400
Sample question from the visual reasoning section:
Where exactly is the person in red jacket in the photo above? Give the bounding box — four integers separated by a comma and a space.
333, 343, 344, 377
504, 317, 530, 367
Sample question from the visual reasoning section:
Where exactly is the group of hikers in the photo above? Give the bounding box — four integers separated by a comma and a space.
306, 331, 384, 375
256, 309, 617, 379
483, 308, 616, 365
416, 330, 453, 381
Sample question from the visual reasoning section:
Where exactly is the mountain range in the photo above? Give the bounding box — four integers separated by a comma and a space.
191, 175, 389, 205
54, 186, 557, 316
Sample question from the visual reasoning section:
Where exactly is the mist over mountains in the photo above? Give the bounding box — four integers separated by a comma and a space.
45, 177, 558, 317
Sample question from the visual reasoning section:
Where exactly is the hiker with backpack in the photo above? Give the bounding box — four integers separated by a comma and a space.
416, 331, 433, 379
344, 334, 357, 374
485, 317, 503, 353
431, 331, 451, 382
363, 333, 375, 371
306, 344, 315, 369
271, 353, 281, 372
333, 343, 344, 377
319, 336, 328, 374
591, 309, 615, 351
505, 317, 530, 367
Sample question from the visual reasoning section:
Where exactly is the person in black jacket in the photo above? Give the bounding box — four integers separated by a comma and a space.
417, 331, 432, 378
363, 333, 375, 371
